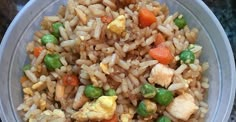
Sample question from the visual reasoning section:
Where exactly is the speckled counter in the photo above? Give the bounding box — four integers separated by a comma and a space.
0, 0, 236, 121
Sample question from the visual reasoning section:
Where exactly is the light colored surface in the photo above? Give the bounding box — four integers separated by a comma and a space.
0, 0, 235, 121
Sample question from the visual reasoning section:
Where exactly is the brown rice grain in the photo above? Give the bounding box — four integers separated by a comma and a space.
128, 73, 140, 87
158, 25, 173, 37
24, 70, 38, 83
174, 63, 187, 75
117, 59, 130, 70
75, 7, 87, 25
59, 26, 69, 40
34, 50, 47, 66
44, 16, 60, 22
168, 82, 186, 91
69, 16, 78, 27
102, 0, 117, 10
94, 71, 107, 83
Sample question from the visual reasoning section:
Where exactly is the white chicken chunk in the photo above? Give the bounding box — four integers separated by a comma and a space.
166, 93, 199, 121
107, 15, 126, 35
148, 64, 174, 88
71, 96, 117, 121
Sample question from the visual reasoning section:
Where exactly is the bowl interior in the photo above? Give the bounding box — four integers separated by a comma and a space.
0, 0, 235, 121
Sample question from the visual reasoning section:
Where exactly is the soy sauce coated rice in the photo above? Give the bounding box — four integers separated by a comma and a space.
18, 0, 209, 121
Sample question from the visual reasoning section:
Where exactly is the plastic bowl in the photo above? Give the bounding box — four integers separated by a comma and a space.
0, 0, 235, 121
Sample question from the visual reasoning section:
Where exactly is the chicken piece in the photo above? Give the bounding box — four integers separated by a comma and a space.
107, 15, 126, 35
72, 96, 117, 121
166, 93, 198, 121
148, 64, 174, 88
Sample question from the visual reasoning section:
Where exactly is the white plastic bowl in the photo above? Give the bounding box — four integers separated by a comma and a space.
0, 0, 235, 121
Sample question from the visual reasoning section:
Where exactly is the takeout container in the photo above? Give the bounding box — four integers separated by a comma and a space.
0, 0, 235, 121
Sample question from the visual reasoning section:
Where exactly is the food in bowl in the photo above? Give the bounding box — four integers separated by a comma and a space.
17, 0, 209, 121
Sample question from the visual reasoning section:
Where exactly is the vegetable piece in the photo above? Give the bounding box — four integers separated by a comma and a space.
140, 83, 156, 98
149, 46, 174, 65
101, 16, 113, 24
105, 89, 116, 96
139, 8, 157, 28
33, 47, 44, 57
155, 33, 165, 46
102, 114, 118, 122
41, 34, 58, 45
84, 85, 103, 99
174, 16, 187, 29
23, 64, 31, 71
44, 54, 62, 70
62, 74, 79, 86
52, 22, 64, 37
136, 100, 157, 117
156, 116, 171, 122
153, 88, 173, 106
179, 50, 195, 64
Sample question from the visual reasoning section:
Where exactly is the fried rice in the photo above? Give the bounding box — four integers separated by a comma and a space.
17, 0, 209, 122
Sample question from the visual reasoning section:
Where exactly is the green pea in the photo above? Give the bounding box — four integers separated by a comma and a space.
52, 22, 64, 37
179, 50, 195, 64
174, 16, 187, 29
153, 88, 173, 106
44, 54, 62, 70
23, 64, 31, 71
141, 83, 156, 98
136, 100, 157, 117
41, 34, 58, 45
105, 89, 116, 96
84, 85, 103, 99
156, 116, 171, 122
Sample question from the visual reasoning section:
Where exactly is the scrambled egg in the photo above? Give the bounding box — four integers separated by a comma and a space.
107, 15, 126, 35
72, 96, 117, 121
148, 64, 174, 88
166, 93, 198, 121
100, 63, 110, 74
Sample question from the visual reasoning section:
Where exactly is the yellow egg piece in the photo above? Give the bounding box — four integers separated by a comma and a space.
107, 15, 126, 35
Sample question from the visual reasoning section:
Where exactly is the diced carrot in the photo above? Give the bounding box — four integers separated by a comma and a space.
101, 16, 113, 24
155, 33, 165, 46
149, 46, 174, 65
102, 114, 118, 122
20, 76, 28, 84
33, 47, 44, 57
62, 74, 79, 86
138, 8, 157, 28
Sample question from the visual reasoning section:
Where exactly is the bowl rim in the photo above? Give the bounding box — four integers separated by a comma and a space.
0, 0, 235, 121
